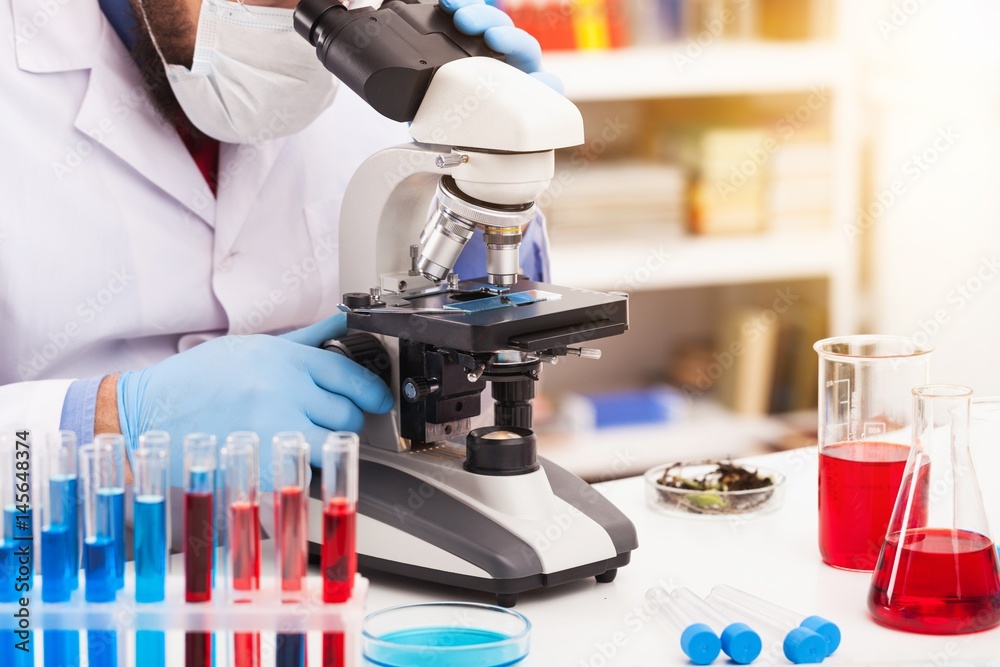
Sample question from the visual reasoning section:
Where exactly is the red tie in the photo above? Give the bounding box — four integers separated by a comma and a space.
174, 118, 220, 195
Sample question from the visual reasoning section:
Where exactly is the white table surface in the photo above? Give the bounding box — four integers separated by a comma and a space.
365, 447, 1000, 665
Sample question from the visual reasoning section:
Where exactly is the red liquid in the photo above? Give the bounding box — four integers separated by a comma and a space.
185, 632, 212, 667
322, 499, 357, 603
230, 501, 261, 667
277, 487, 308, 593
184, 491, 214, 603
869, 528, 1000, 634
819, 441, 909, 570
322, 499, 356, 667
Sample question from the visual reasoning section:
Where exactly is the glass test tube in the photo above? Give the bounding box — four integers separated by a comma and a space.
223, 432, 262, 667
81, 443, 117, 603
705, 589, 826, 665
94, 433, 126, 590
274, 432, 310, 667
184, 434, 216, 667
40, 432, 77, 603
710, 585, 840, 656
138, 430, 172, 554
0, 436, 14, 604
134, 442, 168, 667
670, 587, 762, 664
646, 586, 721, 665
322, 432, 359, 667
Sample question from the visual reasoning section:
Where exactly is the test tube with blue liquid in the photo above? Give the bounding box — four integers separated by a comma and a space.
668, 586, 762, 664
134, 440, 169, 667
41, 431, 81, 667
0, 434, 32, 667
94, 433, 126, 591
81, 441, 119, 667
645, 585, 720, 665
705, 588, 827, 665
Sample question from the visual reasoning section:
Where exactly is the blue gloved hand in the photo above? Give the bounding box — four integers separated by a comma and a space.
440, 0, 565, 94
116, 313, 393, 487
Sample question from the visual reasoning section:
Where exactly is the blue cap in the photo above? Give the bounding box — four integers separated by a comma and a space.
680, 623, 721, 665
800, 616, 840, 655
720, 623, 762, 664
783, 627, 827, 664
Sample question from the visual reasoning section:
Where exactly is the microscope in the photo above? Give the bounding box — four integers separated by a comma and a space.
295, 0, 637, 607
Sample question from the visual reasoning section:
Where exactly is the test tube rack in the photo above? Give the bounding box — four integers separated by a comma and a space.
0, 573, 367, 666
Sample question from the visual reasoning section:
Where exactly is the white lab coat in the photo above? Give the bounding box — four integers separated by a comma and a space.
0, 0, 411, 433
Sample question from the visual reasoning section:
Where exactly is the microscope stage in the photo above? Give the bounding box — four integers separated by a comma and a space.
345, 279, 628, 353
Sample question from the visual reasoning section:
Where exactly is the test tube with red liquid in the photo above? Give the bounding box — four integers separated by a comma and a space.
274, 432, 310, 667
223, 432, 262, 667
322, 432, 359, 667
184, 433, 217, 667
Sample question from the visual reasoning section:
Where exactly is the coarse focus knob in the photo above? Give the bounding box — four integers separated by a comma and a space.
402, 377, 438, 403
342, 292, 372, 309
322, 333, 392, 387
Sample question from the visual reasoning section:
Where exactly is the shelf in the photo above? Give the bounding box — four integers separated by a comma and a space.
548, 227, 846, 292
542, 42, 846, 102
536, 402, 798, 481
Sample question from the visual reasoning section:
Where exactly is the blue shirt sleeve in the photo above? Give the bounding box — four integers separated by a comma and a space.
452, 210, 551, 283
59, 376, 104, 447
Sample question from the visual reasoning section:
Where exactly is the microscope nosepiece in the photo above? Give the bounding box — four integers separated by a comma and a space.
417, 177, 534, 286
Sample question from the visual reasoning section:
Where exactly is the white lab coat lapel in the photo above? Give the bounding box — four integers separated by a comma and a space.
213, 137, 287, 258
15, 0, 215, 227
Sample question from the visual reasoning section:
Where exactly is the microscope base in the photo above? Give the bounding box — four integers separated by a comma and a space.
334, 445, 639, 607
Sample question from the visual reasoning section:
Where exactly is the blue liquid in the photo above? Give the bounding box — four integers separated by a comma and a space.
4, 505, 33, 592
0, 541, 17, 602
88, 630, 118, 667
136, 631, 165, 667
45, 630, 80, 667
95, 488, 126, 590
0, 630, 32, 667
276, 633, 306, 667
134, 495, 167, 603
50, 475, 79, 592
41, 524, 72, 603
364, 627, 525, 667
84, 536, 116, 603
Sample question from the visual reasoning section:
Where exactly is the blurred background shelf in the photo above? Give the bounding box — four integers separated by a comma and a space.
548, 227, 849, 292
544, 43, 847, 102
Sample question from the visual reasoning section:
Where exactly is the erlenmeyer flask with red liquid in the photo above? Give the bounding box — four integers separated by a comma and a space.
868, 385, 1000, 634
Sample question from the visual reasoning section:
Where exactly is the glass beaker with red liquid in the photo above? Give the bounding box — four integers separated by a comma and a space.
869, 385, 1000, 634
814, 335, 932, 571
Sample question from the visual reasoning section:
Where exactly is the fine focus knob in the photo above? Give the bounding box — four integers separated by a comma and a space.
402, 377, 438, 403
465, 426, 539, 476
322, 333, 392, 387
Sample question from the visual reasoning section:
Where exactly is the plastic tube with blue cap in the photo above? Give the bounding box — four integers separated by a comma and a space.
669, 587, 762, 664
646, 586, 720, 665
705, 589, 827, 665
709, 585, 840, 656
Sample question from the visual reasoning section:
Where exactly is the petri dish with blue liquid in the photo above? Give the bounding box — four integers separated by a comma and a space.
362, 602, 531, 666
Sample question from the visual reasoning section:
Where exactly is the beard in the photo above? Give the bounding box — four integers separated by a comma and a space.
127, 0, 211, 146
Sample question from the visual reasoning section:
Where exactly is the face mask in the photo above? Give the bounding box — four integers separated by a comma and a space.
138, 0, 339, 143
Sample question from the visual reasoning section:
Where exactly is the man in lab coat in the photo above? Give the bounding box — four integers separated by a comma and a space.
0, 0, 552, 467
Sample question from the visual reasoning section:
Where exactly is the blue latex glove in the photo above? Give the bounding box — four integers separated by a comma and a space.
440, 0, 565, 93
116, 313, 392, 488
